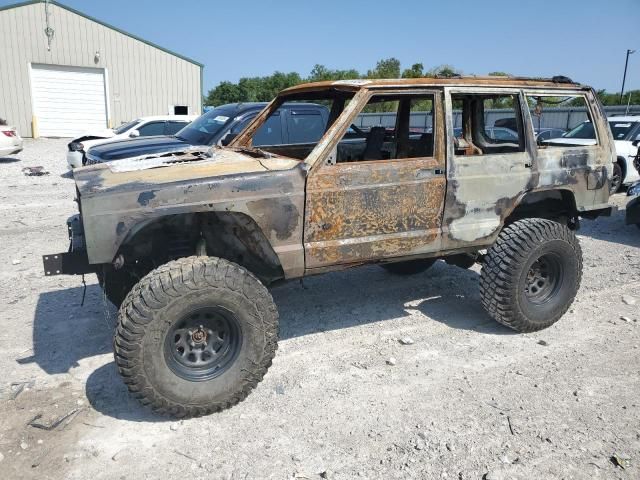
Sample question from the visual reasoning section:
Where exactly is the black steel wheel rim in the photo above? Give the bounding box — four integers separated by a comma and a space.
164, 306, 242, 382
524, 253, 563, 305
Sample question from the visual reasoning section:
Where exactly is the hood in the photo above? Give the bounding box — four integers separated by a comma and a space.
73, 147, 302, 196
86, 136, 190, 161
73, 128, 115, 141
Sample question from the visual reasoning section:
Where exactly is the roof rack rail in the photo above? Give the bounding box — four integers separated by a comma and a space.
551, 75, 574, 84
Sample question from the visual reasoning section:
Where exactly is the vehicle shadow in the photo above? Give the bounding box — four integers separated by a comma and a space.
85, 362, 170, 422
273, 262, 513, 340
19, 284, 114, 374
29, 262, 510, 421
0, 156, 21, 163
579, 196, 640, 249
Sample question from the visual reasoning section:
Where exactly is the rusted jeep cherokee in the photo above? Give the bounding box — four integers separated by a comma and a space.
43, 76, 614, 417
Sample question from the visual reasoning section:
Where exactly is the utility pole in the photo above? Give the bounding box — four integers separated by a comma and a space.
620, 49, 635, 104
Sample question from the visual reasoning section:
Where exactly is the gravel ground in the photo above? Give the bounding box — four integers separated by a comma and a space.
1, 138, 639, 480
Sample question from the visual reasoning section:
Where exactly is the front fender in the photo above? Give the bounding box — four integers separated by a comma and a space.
78, 165, 306, 278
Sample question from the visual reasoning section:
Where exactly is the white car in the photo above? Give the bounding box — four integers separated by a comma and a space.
0, 124, 23, 157
545, 116, 640, 192
66, 115, 196, 168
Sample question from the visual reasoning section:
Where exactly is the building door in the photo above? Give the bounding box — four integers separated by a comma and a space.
30, 64, 107, 137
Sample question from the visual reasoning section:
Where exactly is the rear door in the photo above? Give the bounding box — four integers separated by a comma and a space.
442, 88, 534, 250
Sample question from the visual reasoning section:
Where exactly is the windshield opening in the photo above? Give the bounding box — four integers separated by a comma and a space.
609, 121, 637, 140
235, 88, 355, 161
114, 119, 140, 135
563, 122, 595, 139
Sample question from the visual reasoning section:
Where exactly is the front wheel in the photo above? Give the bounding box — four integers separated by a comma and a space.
96, 266, 140, 308
114, 256, 279, 417
480, 219, 582, 332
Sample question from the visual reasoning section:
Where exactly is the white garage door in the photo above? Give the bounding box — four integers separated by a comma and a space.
31, 64, 107, 137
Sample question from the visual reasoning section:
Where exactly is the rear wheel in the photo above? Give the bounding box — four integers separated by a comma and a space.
480, 218, 582, 332
381, 258, 436, 275
113, 256, 278, 417
611, 162, 622, 194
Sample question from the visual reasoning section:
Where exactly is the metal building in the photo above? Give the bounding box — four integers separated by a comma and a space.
0, 0, 202, 137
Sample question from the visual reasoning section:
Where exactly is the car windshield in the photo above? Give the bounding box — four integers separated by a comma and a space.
563, 122, 596, 139
113, 119, 140, 135
608, 121, 638, 140
176, 106, 237, 145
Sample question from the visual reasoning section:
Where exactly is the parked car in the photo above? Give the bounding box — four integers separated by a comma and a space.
0, 122, 23, 157
453, 126, 519, 141
625, 146, 640, 229
83, 102, 329, 165
44, 76, 614, 417
535, 128, 566, 142
66, 115, 196, 168
543, 116, 640, 192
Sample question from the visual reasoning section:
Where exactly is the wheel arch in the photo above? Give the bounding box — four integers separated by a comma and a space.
115, 211, 285, 285
504, 188, 578, 228
616, 156, 627, 182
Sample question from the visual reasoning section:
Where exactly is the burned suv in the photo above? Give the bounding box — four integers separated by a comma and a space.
43, 76, 614, 417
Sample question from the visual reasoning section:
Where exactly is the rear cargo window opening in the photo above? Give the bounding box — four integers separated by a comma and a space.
525, 94, 599, 148
452, 93, 525, 156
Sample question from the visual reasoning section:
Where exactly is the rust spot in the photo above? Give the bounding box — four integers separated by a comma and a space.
137, 190, 156, 206
247, 198, 299, 242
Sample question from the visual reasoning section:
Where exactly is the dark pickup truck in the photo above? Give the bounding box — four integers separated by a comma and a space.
83, 102, 329, 164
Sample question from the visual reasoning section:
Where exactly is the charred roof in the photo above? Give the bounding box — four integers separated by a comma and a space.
282, 76, 584, 94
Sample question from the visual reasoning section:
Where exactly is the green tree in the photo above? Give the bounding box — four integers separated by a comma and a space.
401, 63, 424, 78
366, 57, 401, 79
205, 81, 244, 106
426, 64, 461, 78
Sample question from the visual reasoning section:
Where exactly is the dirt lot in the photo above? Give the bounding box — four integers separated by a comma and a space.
1, 138, 639, 480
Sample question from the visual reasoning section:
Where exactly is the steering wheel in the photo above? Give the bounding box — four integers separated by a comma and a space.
350, 124, 366, 136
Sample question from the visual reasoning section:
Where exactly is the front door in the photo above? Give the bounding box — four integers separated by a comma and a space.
304, 90, 446, 270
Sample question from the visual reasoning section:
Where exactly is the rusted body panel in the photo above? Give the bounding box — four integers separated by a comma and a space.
305, 158, 446, 267
66, 76, 613, 283
441, 87, 613, 250
74, 149, 306, 278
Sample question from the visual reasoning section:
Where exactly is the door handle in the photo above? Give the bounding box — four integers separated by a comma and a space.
416, 168, 445, 178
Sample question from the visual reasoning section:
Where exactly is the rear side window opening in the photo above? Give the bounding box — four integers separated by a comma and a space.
452, 93, 525, 156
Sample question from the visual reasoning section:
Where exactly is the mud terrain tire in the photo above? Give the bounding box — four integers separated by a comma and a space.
381, 258, 436, 275
480, 218, 582, 332
97, 267, 139, 308
611, 162, 622, 194
114, 256, 278, 418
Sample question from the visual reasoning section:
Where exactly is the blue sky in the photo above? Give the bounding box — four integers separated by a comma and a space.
3, 0, 640, 93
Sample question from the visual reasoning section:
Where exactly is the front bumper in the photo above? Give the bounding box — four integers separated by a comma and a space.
42, 214, 94, 276
0, 144, 23, 156
67, 150, 84, 169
